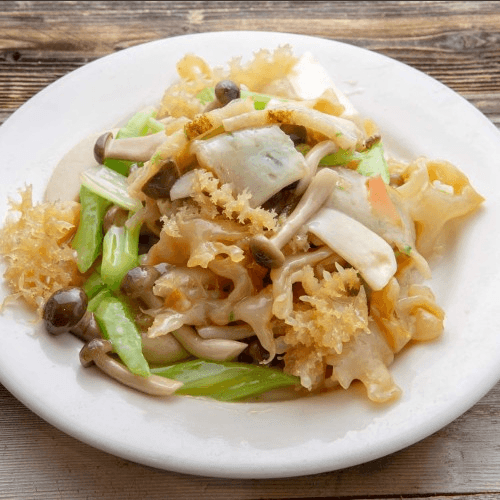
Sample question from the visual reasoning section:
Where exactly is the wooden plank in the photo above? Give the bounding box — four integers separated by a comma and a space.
0, 381, 499, 499
0, 1, 499, 113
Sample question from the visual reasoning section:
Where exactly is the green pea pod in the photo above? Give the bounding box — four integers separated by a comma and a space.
71, 186, 111, 273
94, 295, 150, 378
152, 359, 299, 401
101, 217, 141, 292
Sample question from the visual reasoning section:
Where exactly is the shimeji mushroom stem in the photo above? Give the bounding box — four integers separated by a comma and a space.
250, 168, 343, 268
94, 131, 167, 164
172, 326, 247, 361
79, 339, 182, 396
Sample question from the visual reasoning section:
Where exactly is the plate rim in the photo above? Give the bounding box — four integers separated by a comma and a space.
0, 30, 499, 479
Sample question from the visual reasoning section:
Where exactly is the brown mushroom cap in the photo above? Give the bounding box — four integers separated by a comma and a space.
141, 159, 179, 200
79, 338, 112, 367
103, 205, 129, 233
120, 265, 161, 298
94, 132, 113, 165
43, 287, 88, 335
120, 265, 164, 309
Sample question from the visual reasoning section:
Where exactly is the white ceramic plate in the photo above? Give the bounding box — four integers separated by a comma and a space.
0, 31, 499, 479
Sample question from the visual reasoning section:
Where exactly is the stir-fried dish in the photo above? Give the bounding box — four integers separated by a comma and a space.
0, 46, 484, 402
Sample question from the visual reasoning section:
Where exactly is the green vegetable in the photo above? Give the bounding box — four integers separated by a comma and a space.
320, 142, 390, 184
356, 142, 390, 184
146, 116, 166, 134
101, 216, 142, 292
152, 359, 300, 401
116, 109, 160, 139
319, 147, 356, 167
94, 295, 150, 377
240, 90, 287, 110
196, 86, 216, 106
80, 165, 143, 212
83, 269, 107, 300
71, 186, 111, 273
87, 287, 113, 313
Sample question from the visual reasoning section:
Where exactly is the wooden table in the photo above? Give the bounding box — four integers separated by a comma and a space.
1, 2, 499, 498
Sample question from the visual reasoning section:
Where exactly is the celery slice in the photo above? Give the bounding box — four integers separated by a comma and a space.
320, 142, 390, 184
94, 296, 150, 378
80, 165, 143, 212
101, 217, 141, 292
152, 359, 300, 401
71, 186, 111, 273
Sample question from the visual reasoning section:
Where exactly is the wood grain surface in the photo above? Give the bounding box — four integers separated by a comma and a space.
1, 2, 499, 499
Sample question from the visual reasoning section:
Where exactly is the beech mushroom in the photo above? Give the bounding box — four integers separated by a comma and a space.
141, 332, 190, 366
172, 325, 247, 361
196, 324, 255, 341
94, 131, 167, 164
141, 159, 179, 200
43, 287, 101, 342
215, 80, 241, 106
103, 205, 129, 233
79, 338, 183, 396
295, 140, 338, 196
120, 265, 164, 309
250, 168, 345, 268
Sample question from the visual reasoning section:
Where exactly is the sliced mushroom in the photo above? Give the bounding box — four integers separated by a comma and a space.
249, 168, 345, 268
43, 287, 102, 342
306, 207, 397, 291
79, 338, 182, 396
120, 266, 164, 309
94, 131, 167, 164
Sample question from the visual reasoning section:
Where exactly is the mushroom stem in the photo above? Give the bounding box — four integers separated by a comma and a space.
79, 339, 182, 396
196, 324, 255, 341
172, 326, 247, 361
295, 140, 338, 196
121, 266, 164, 310
250, 168, 344, 268
43, 287, 102, 341
94, 131, 167, 164
70, 312, 102, 342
